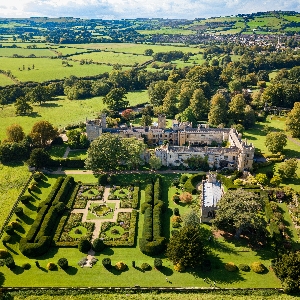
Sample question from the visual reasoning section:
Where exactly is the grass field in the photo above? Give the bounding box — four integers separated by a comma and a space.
0, 90, 149, 141
0, 48, 54, 57
0, 73, 16, 86
0, 173, 281, 288
0, 162, 30, 228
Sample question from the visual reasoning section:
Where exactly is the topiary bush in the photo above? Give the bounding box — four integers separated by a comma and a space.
154, 258, 163, 270
225, 262, 237, 272
14, 206, 23, 217
180, 175, 189, 184
22, 263, 31, 270
174, 263, 185, 272
115, 261, 127, 271
78, 239, 91, 253
173, 207, 180, 216
57, 258, 69, 270
102, 257, 111, 269
92, 238, 105, 252
239, 264, 250, 271
251, 261, 265, 273
141, 262, 151, 271
33, 172, 43, 182
47, 262, 56, 271
5, 257, 15, 269
9, 221, 20, 229
0, 249, 9, 259
172, 194, 180, 203
98, 174, 108, 185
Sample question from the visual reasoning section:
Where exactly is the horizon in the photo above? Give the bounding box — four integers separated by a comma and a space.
1, 1, 300, 20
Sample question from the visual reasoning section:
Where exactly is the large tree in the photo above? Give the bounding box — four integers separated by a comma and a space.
213, 189, 266, 242
228, 94, 246, 124
30, 121, 58, 147
122, 137, 146, 169
208, 93, 228, 126
190, 88, 209, 121
27, 148, 50, 169
85, 133, 125, 172
278, 158, 298, 179
286, 102, 300, 138
265, 132, 287, 154
6, 124, 25, 142
15, 97, 33, 115
166, 225, 208, 269
25, 84, 52, 105
103, 87, 129, 111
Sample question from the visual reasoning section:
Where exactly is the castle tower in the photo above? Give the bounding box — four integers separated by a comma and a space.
101, 113, 107, 129
157, 114, 166, 129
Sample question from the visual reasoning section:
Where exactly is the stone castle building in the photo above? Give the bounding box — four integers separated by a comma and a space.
86, 114, 255, 171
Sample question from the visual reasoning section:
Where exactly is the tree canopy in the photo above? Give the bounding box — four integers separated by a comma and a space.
103, 87, 129, 111
286, 102, 300, 138
278, 158, 298, 179
29, 121, 58, 148
265, 132, 287, 154
6, 124, 25, 143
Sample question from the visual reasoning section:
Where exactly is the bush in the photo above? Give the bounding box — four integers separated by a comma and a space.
92, 238, 105, 252
173, 207, 180, 216
14, 206, 23, 216
180, 175, 189, 184
174, 263, 185, 272
47, 262, 56, 270
22, 263, 31, 270
78, 239, 91, 253
171, 215, 182, 223
98, 174, 108, 185
238, 264, 250, 271
5, 256, 15, 269
141, 262, 151, 271
154, 258, 163, 270
225, 262, 237, 272
108, 174, 117, 184
180, 192, 193, 203
115, 261, 127, 271
57, 258, 68, 270
171, 230, 179, 236
102, 258, 112, 269
9, 221, 20, 229
5, 225, 14, 235
0, 249, 9, 258
33, 172, 43, 182
251, 261, 265, 273
172, 194, 180, 203
20, 195, 32, 204
172, 222, 181, 228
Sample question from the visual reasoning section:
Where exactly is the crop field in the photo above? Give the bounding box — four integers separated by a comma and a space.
0, 173, 282, 288
71, 51, 150, 66
0, 90, 149, 141
0, 57, 113, 83
66, 43, 200, 55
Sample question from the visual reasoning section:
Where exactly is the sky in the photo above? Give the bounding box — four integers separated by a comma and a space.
1, 0, 300, 20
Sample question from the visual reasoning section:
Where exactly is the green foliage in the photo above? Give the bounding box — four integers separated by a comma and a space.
278, 158, 298, 179
239, 264, 250, 271
115, 261, 127, 271
286, 102, 300, 137
141, 262, 151, 271
154, 258, 163, 269
102, 257, 112, 269
57, 258, 69, 270
30, 120, 58, 148
27, 148, 51, 169
78, 239, 91, 253
265, 132, 287, 154
225, 262, 237, 272
92, 238, 105, 252
255, 173, 269, 185
98, 174, 108, 185
21, 263, 31, 270
166, 225, 208, 268
5, 256, 15, 269
103, 87, 129, 111
184, 173, 204, 194
0, 249, 9, 259
251, 261, 265, 273
14, 206, 23, 216
47, 262, 56, 271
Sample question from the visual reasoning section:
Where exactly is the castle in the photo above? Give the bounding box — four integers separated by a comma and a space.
86, 114, 255, 171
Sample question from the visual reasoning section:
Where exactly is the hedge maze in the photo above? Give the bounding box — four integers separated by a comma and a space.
139, 176, 166, 255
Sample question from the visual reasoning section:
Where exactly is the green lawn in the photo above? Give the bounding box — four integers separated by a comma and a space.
0, 73, 16, 86
68, 149, 88, 160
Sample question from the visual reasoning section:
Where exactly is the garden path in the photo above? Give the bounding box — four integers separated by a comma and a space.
63, 146, 70, 158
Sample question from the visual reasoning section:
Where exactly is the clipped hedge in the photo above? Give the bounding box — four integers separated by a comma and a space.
184, 174, 205, 194
132, 186, 140, 209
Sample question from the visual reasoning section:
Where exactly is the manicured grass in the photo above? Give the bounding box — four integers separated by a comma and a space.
69, 225, 88, 239
87, 203, 115, 220
0, 162, 30, 228
0, 90, 149, 141
68, 149, 88, 160
47, 144, 68, 159
0, 73, 16, 86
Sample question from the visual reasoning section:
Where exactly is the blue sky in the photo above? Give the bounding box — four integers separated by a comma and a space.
1, 0, 300, 19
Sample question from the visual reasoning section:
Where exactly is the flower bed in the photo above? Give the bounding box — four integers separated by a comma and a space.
73, 184, 105, 209
108, 185, 139, 209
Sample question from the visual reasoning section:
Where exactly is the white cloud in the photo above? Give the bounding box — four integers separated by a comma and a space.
0, 0, 299, 19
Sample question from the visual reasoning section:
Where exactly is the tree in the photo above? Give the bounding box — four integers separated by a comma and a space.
278, 158, 298, 179
149, 155, 162, 170
103, 88, 129, 111
286, 102, 300, 138
208, 93, 228, 126
265, 132, 287, 154
122, 137, 146, 169
140, 114, 152, 127
6, 124, 25, 142
15, 97, 33, 115
162, 88, 178, 117
183, 210, 201, 227
213, 189, 266, 242
190, 88, 209, 121
30, 121, 58, 147
243, 105, 256, 129
85, 133, 125, 172
25, 84, 52, 105
255, 173, 269, 185
66, 129, 89, 149
273, 252, 300, 293
228, 94, 246, 123
144, 49, 154, 56
166, 225, 208, 268
185, 155, 209, 171
228, 79, 242, 93
270, 175, 282, 187
27, 148, 51, 169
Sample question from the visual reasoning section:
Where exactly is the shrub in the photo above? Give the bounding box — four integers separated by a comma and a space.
225, 262, 237, 272
0, 249, 9, 259
251, 261, 265, 273
98, 174, 108, 185
180, 175, 189, 184
5, 257, 15, 269
108, 174, 117, 184
5, 225, 14, 235
180, 192, 193, 203
172, 194, 180, 203
174, 263, 185, 272
14, 206, 23, 216
171, 215, 182, 223
172, 222, 181, 228
173, 207, 180, 216
47, 262, 56, 271
171, 230, 179, 236
141, 262, 151, 271
20, 195, 32, 204
22, 263, 31, 270
154, 258, 163, 270
115, 261, 126, 271
238, 264, 250, 271
33, 172, 43, 182
78, 239, 91, 253
102, 258, 112, 269
9, 221, 20, 229
57, 258, 68, 270
92, 238, 105, 252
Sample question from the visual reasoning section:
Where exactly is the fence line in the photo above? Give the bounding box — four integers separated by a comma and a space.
0, 173, 34, 239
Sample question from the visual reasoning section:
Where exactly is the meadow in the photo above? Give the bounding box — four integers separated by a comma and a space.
0, 90, 149, 141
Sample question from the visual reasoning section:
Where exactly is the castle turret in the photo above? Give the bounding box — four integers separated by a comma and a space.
101, 113, 107, 129
157, 114, 166, 129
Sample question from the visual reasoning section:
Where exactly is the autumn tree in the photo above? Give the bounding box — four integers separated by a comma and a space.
213, 189, 266, 242
265, 132, 287, 154
286, 102, 300, 138
208, 93, 228, 126
6, 124, 25, 142
30, 121, 58, 147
